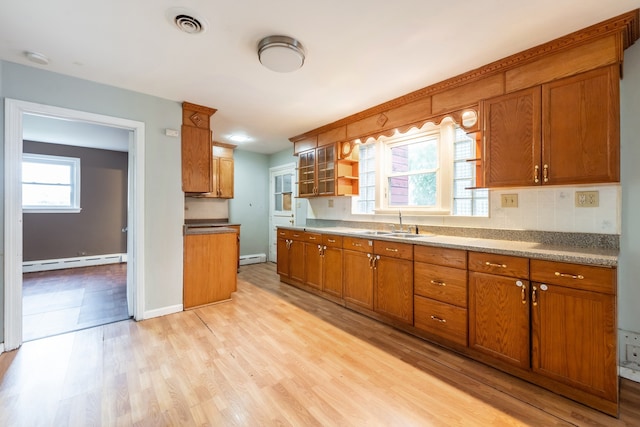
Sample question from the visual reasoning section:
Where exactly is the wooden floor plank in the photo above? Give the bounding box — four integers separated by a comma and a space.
1, 262, 639, 426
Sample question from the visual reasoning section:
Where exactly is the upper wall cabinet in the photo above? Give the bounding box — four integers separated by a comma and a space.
297, 140, 359, 198
181, 102, 217, 193
483, 65, 619, 187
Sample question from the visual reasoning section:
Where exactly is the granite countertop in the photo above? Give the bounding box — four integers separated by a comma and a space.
280, 226, 618, 267
184, 226, 238, 236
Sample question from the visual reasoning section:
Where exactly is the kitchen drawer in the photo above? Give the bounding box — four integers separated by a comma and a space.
414, 263, 467, 308
469, 251, 529, 279
277, 228, 293, 239
290, 230, 305, 241
304, 232, 322, 243
373, 240, 414, 260
322, 234, 343, 248
530, 259, 616, 295
342, 236, 373, 253
414, 245, 467, 269
414, 296, 468, 347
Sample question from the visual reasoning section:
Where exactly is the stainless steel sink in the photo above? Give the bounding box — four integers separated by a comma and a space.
387, 233, 422, 239
357, 230, 393, 236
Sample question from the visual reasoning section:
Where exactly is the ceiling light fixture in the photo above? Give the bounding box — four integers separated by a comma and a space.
258, 35, 305, 73
24, 51, 49, 65
229, 134, 250, 143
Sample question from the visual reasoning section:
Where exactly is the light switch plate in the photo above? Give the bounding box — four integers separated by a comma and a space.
501, 194, 518, 208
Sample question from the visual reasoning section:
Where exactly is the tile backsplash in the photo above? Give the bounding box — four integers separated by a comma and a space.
306, 184, 621, 235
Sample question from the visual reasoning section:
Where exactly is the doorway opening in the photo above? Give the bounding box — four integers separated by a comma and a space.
4, 99, 146, 351
269, 163, 299, 263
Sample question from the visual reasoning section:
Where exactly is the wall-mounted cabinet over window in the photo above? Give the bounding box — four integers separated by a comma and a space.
22, 153, 81, 213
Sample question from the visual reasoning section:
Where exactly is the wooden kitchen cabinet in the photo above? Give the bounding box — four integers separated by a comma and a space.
414, 246, 468, 346
181, 102, 217, 193
297, 142, 359, 198
276, 229, 305, 284
183, 230, 237, 309
530, 259, 617, 404
468, 252, 531, 369
321, 234, 343, 298
483, 65, 619, 187
303, 232, 323, 290
373, 240, 413, 324
209, 143, 235, 198
343, 236, 375, 310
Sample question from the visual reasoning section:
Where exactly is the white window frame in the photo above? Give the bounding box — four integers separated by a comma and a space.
377, 121, 453, 215
22, 153, 81, 213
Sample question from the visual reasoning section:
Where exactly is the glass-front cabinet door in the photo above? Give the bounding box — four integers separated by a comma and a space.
316, 145, 335, 196
298, 149, 316, 197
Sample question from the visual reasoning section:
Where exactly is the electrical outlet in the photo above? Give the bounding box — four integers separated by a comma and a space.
328, 199, 334, 208
575, 190, 599, 207
501, 194, 518, 208
627, 344, 640, 365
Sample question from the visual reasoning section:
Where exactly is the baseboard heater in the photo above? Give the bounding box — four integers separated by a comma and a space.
239, 253, 267, 266
23, 253, 127, 273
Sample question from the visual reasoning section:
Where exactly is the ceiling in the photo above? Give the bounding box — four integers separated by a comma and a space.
1, 0, 639, 154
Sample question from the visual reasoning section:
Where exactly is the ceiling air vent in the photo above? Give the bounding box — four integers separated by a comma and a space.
166, 8, 208, 35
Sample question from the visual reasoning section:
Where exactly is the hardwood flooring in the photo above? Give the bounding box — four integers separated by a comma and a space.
1, 262, 639, 426
22, 263, 130, 341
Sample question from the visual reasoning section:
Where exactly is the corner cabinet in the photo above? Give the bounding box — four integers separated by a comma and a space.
483, 65, 620, 187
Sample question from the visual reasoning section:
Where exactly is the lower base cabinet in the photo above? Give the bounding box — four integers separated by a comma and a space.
276, 228, 619, 415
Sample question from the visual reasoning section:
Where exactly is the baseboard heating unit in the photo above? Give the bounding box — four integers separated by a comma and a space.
239, 253, 267, 266
23, 253, 127, 273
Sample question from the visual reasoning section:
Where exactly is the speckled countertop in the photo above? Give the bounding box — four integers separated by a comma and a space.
279, 226, 618, 267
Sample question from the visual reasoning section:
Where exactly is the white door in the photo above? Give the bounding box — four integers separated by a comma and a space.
269, 164, 296, 262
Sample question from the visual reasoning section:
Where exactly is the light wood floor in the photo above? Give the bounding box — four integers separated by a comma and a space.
22, 263, 130, 341
1, 262, 639, 426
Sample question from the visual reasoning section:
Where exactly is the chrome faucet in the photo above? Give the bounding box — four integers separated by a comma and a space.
398, 211, 403, 232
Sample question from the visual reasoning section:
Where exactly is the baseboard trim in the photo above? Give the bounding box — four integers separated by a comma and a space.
619, 364, 640, 383
239, 253, 267, 265
143, 304, 183, 320
23, 253, 126, 273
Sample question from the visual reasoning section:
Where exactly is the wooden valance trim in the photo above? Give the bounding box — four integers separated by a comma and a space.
289, 9, 639, 144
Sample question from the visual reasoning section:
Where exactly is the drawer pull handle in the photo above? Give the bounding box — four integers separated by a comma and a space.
352, 243, 362, 247
485, 261, 507, 268
328, 239, 336, 243
309, 237, 317, 240
555, 272, 584, 280
430, 315, 447, 323
385, 248, 399, 252
430, 280, 446, 286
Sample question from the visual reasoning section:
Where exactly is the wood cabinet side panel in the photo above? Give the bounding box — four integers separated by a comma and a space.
181, 126, 212, 193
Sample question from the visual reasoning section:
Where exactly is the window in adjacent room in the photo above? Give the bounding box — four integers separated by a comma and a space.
22, 153, 81, 213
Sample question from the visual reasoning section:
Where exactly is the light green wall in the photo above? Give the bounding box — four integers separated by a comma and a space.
619, 42, 640, 335
269, 146, 295, 168
0, 61, 184, 336
229, 150, 270, 256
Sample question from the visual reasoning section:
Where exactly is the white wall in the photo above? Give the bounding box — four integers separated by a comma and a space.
0, 60, 184, 334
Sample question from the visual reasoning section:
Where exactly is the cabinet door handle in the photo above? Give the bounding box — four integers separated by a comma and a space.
385, 248, 398, 252
554, 272, 584, 280
430, 280, 446, 286
430, 315, 447, 323
532, 285, 538, 306
534, 165, 540, 183
521, 283, 527, 304
367, 253, 373, 268
543, 164, 549, 183
318, 244, 323, 255
485, 261, 507, 268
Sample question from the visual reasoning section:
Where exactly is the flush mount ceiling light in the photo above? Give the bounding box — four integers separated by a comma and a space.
258, 35, 305, 73
24, 51, 49, 65
166, 7, 208, 34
